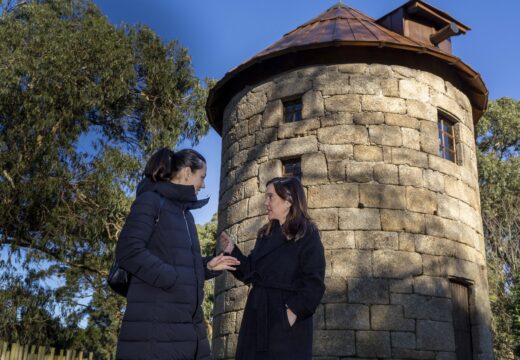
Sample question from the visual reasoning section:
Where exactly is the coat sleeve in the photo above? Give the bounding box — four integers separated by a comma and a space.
202, 256, 222, 280
285, 229, 326, 320
229, 242, 258, 284
115, 192, 178, 289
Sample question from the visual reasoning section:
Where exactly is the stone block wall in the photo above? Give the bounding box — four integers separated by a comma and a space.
213, 63, 494, 359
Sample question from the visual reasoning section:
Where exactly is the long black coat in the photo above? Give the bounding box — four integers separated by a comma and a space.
115, 179, 218, 360
230, 221, 326, 360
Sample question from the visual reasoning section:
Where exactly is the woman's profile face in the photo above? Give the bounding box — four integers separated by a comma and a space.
174, 163, 206, 193
189, 164, 206, 193
264, 183, 291, 224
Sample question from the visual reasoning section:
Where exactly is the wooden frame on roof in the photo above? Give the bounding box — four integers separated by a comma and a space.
377, 1, 470, 54
379, 1, 470, 32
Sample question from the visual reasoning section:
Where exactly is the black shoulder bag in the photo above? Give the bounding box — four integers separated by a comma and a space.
107, 194, 166, 297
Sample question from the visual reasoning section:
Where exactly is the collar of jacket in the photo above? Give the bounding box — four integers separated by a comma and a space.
136, 177, 209, 210
252, 220, 290, 262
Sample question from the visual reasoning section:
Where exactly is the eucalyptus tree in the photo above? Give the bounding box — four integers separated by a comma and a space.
0, 0, 210, 356
477, 97, 520, 357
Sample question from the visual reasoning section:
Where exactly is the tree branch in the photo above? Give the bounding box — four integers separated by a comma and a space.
1, 236, 108, 277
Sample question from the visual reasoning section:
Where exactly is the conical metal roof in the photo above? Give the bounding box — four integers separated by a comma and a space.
255, 4, 421, 57
206, 3, 488, 134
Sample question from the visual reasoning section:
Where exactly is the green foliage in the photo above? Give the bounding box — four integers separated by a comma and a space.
487, 257, 517, 359
198, 213, 218, 257
0, 270, 65, 346
478, 98, 520, 159
477, 97, 520, 358
197, 213, 218, 340
0, 0, 210, 356
512, 273, 520, 356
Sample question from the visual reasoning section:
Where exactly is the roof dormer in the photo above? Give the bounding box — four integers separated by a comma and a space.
377, 0, 470, 54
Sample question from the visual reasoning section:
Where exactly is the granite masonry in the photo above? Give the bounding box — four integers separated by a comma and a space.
211, 63, 493, 359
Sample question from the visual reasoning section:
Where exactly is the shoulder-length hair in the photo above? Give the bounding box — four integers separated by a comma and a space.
258, 177, 317, 241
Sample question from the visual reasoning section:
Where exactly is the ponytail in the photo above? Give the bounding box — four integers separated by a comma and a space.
144, 148, 206, 182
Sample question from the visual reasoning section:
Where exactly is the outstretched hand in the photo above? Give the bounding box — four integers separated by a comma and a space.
207, 253, 240, 271
219, 231, 235, 254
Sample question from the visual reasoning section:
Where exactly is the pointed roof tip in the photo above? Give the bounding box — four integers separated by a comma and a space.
326, 1, 361, 11
324, 0, 366, 13
286, 0, 374, 36
327, 3, 349, 12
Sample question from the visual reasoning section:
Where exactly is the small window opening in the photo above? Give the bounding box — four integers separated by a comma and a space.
283, 97, 302, 123
438, 113, 457, 163
282, 158, 301, 180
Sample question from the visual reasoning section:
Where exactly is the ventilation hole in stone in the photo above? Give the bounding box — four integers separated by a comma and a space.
434, 210, 438, 215
358, 203, 365, 209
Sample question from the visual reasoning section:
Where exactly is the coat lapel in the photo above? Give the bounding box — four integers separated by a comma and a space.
252, 223, 288, 262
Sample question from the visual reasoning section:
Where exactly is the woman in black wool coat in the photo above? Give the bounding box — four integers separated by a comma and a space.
115, 148, 240, 360
220, 177, 326, 360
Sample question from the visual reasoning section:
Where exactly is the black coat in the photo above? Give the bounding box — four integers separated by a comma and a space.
230, 221, 326, 360
115, 179, 218, 360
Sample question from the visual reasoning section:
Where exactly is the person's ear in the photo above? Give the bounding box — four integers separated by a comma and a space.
181, 167, 191, 183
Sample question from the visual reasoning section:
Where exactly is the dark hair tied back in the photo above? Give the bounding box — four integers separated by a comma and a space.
144, 147, 206, 182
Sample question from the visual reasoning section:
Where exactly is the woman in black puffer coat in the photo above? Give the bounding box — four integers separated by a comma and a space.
115, 148, 239, 360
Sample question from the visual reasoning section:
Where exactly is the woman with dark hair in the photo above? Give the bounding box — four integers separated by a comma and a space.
220, 177, 326, 360
115, 147, 239, 360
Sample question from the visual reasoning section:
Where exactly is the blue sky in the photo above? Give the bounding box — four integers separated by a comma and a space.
94, 0, 520, 225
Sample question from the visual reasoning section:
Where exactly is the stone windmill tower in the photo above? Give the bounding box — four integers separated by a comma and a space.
206, 1, 493, 359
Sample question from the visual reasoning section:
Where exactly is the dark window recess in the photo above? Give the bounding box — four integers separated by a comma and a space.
283, 98, 302, 123
282, 158, 302, 180
438, 114, 457, 163
450, 281, 473, 360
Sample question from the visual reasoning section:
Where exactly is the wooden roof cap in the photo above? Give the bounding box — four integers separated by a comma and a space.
206, 2, 488, 134
378, 0, 471, 33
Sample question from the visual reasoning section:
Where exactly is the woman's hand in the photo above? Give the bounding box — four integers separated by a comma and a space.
207, 253, 240, 271
286, 308, 297, 327
219, 231, 235, 254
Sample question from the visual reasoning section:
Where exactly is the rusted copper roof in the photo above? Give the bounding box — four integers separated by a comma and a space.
206, 2, 488, 134
255, 4, 423, 56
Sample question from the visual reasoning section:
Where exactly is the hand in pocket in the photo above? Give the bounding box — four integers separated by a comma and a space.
286, 308, 297, 327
